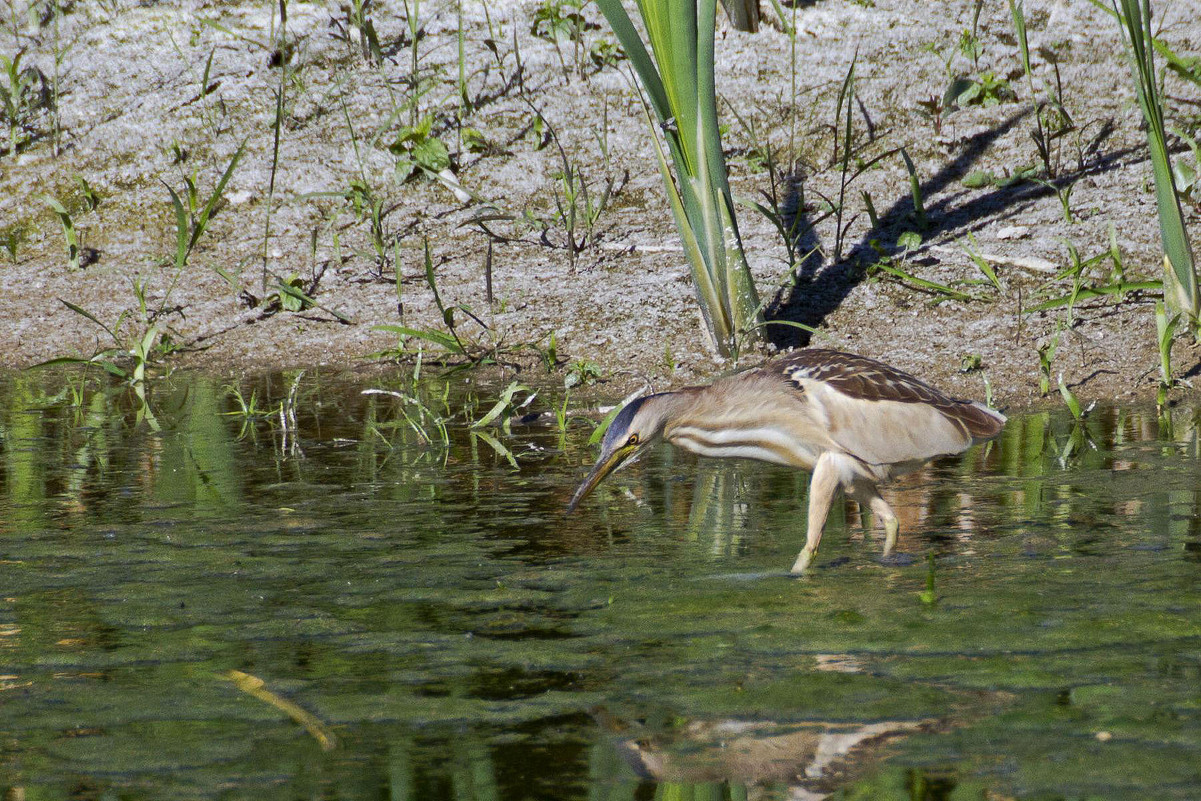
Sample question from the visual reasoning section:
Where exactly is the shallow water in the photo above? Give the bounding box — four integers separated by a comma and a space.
1, 371, 1199, 800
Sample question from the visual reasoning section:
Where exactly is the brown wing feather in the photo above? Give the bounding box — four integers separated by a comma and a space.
773, 349, 1004, 441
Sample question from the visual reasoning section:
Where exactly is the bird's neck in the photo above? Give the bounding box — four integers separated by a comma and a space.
653, 388, 719, 442
634, 390, 696, 442
655, 381, 818, 469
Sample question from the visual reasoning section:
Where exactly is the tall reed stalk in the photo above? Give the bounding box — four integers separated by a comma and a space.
595, 0, 762, 358
1114, 0, 1199, 334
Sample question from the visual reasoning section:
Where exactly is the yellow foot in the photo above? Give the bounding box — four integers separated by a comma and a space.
883, 519, 899, 556
790, 549, 816, 575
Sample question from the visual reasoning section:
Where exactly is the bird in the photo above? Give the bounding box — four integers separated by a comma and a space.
567, 349, 1005, 573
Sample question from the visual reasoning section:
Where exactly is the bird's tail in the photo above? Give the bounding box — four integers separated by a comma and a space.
961, 401, 1006, 442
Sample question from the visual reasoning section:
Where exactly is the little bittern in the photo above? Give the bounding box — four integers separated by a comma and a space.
568, 349, 1005, 573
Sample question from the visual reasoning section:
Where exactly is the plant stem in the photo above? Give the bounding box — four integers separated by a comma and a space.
262, 0, 287, 294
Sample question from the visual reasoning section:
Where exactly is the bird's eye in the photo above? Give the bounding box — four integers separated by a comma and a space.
627, 434, 639, 446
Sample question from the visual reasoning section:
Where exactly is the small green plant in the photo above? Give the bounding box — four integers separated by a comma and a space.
276, 274, 313, 312
373, 321, 464, 361
924, 20, 1016, 120
1170, 126, 1200, 209
469, 380, 533, 468
722, 98, 772, 174
1030, 100, 1075, 179
1054, 372, 1095, 464
1153, 37, 1201, 87
899, 148, 927, 232
867, 258, 974, 303
471, 380, 532, 434
1032, 177, 1077, 224
914, 98, 946, 137
960, 232, 1001, 291
481, 102, 622, 269
530, 0, 586, 43
543, 108, 621, 268
190, 48, 223, 136
269, 229, 353, 327
960, 164, 1040, 190
861, 189, 880, 231
340, 177, 389, 273
340, 0, 383, 64
373, 238, 506, 364
36, 294, 164, 392
589, 38, 624, 69
0, 221, 28, 263
914, 84, 966, 137
1036, 321, 1063, 397
390, 116, 451, 185
461, 127, 489, 154
554, 390, 571, 438
402, 0, 424, 127
533, 329, 559, 373
956, 71, 1016, 107
529, 113, 550, 151
743, 163, 809, 273
224, 384, 283, 440
565, 359, 601, 389
866, 241, 974, 303
1155, 301, 1181, 408
805, 60, 899, 263
1008, 0, 1033, 94
958, 27, 982, 71
74, 175, 100, 211
551, 163, 589, 267
1026, 240, 1162, 324
1057, 372, 1084, 421
42, 195, 79, 271
165, 139, 247, 270
897, 230, 922, 252
531, 0, 595, 76
1106, 223, 1124, 282
329, 96, 395, 278
1, 48, 47, 155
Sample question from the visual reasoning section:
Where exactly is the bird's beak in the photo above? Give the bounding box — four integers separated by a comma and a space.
567, 444, 637, 513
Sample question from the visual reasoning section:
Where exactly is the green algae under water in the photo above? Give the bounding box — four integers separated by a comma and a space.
1, 370, 1200, 800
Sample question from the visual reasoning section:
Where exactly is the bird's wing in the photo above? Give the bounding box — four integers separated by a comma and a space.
778, 350, 1005, 465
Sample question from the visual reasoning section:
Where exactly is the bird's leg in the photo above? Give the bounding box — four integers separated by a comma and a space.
852, 483, 900, 557
873, 496, 900, 556
791, 453, 842, 574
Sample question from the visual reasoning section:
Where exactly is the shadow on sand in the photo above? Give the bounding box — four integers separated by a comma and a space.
764, 106, 1137, 349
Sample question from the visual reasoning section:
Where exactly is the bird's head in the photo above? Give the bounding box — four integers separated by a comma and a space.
567, 394, 672, 512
